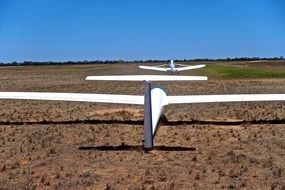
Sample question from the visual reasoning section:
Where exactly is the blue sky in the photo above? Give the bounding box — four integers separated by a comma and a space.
0, 0, 284, 62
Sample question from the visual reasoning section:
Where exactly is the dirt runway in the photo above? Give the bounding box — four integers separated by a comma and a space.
0, 63, 284, 189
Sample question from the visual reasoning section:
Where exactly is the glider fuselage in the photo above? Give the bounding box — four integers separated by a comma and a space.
169, 60, 177, 72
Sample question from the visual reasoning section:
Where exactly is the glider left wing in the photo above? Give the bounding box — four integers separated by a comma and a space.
0, 92, 144, 105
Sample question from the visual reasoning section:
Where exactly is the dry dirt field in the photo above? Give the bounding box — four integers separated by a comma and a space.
0, 62, 284, 189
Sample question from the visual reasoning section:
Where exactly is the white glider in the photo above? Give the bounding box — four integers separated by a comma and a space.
139, 60, 205, 73
0, 75, 284, 149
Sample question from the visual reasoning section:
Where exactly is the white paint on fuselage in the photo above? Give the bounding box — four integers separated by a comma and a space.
169, 60, 176, 72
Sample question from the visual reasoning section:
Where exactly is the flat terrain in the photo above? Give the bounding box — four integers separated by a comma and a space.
0, 61, 284, 189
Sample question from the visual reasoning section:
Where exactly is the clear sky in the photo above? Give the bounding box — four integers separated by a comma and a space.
0, 0, 284, 62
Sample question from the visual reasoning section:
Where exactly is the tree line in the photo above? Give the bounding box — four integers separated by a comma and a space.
0, 56, 284, 66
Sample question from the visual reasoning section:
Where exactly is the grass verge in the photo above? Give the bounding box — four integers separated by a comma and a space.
205, 64, 285, 79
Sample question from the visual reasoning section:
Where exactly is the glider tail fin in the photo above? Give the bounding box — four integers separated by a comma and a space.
143, 80, 153, 149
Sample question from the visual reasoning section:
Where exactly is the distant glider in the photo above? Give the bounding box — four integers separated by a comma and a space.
139, 60, 205, 73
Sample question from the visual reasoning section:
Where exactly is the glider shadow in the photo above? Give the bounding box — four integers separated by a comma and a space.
78, 144, 196, 152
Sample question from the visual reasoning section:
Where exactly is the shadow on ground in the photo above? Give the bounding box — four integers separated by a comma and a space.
78, 144, 196, 152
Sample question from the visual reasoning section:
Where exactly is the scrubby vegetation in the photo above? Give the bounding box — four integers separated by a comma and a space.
0, 57, 284, 66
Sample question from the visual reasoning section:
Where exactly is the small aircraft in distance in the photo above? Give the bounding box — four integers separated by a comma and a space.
139, 60, 206, 73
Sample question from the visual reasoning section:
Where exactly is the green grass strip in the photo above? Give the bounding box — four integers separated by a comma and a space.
205, 64, 285, 79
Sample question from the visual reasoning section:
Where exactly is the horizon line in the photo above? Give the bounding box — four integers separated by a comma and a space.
1, 56, 284, 64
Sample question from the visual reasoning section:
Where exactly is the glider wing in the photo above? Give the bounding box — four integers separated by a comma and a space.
86, 75, 208, 81
176, 64, 206, 71
167, 94, 285, 104
0, 92, 144, 105
139, 66, 169, 72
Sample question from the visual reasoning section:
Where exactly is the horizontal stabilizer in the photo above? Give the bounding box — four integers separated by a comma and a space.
86, 75, 208, 81
0, 92, 144, 105
167, 94, 285, 104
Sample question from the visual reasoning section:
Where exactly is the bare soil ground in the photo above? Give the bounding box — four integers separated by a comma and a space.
0, 63, 284, 189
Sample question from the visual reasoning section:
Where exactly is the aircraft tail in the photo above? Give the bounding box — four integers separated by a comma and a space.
143, 81, 153, 149
86, 75, 207, 81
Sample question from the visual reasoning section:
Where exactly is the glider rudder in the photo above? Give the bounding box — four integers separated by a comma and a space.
143, 80, 153, 149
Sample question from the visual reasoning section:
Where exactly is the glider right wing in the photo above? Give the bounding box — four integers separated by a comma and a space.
167, 94, 285, 104
176, 64, 206, 71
